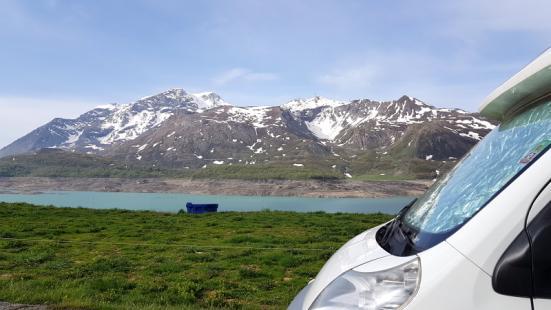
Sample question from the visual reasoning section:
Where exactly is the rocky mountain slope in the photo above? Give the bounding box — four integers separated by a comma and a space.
0, 89, 496, 178
0, 89, 229, 157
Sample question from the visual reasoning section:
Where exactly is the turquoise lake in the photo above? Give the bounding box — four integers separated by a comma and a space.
0, 191, 412, 214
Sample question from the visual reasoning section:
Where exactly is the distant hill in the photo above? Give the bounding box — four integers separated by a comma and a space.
0, 148, 458, 180
0, 89, 496, 180
0, 149, 174, 178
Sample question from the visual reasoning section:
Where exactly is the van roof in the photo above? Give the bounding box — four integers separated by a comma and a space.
479, 48, 551, 121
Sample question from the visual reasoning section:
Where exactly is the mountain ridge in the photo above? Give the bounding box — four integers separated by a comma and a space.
0, 88, 496, 179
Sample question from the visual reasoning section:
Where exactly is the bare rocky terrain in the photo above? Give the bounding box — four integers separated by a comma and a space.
0, 177, 430, 198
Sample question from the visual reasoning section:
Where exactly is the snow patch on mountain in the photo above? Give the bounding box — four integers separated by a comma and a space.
225, 106, 275, 128
94, 103, 117, 110
99, 107, 174, 144
282, 96, 345, 112
305, 108, 350, 140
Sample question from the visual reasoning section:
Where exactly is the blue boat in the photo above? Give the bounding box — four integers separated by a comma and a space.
186, 202, 219, 214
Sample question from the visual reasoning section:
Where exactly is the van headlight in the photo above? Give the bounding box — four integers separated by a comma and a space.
310, 258, 420, 310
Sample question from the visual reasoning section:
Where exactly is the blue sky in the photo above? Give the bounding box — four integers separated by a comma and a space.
0, 0, 550, 147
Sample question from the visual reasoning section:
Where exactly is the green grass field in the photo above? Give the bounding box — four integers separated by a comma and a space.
0, 203, 392, 309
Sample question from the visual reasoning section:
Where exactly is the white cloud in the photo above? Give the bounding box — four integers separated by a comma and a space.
317, 63, 376, 90
212, 68, 278, 85
0, 97, 100, 148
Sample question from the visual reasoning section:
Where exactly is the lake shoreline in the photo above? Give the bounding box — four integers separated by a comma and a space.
0, 177, 430, 198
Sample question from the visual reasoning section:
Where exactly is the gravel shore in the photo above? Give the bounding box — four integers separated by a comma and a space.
0, 177, 430, 198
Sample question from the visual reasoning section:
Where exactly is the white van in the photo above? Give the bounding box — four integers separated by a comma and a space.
289, 49, 551, 310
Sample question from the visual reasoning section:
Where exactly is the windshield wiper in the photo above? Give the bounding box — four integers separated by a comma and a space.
376, 198, 418, 255
396, 199, 419, 248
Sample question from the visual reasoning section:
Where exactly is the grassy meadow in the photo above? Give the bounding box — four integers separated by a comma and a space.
0, 148, 451, 181
0, 203, 392, 309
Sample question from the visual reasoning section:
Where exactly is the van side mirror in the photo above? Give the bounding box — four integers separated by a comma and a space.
493, 200, 551, 299
492, 230, 533, 298
526, 201, 551, 298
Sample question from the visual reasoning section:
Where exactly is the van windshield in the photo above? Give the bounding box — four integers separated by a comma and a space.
402, 99, 551, 236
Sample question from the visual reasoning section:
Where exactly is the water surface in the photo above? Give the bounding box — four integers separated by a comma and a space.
0, 191, 413, 214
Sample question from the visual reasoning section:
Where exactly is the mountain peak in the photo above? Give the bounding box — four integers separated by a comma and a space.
193, 91, 216, 97
163, 88, 188, 97
396, 95, 429, 107
397, 95, 414, 101
191, 91, 231, 109
137, 88, 188, 102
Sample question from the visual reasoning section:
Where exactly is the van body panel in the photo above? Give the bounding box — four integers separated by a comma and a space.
404, 241, 530, 309
535, 299, 551, 309
527, 181, 551, 223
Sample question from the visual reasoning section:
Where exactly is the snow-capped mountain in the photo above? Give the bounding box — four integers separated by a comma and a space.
0, 89, 230, 157
288, 95, 493, 145
104, 94, 495, 170
0, 89, 496, 174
